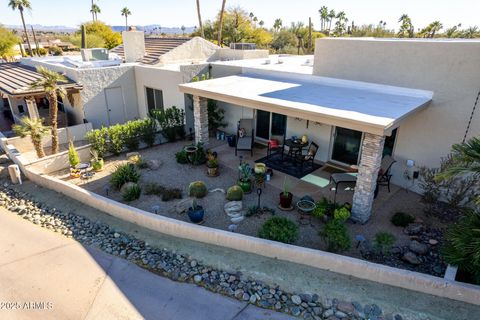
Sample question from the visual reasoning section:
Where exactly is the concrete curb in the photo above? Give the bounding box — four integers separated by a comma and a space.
23, 167, 480, 306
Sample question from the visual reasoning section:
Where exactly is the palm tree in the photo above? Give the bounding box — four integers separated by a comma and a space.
30, 67, 68, 155
429, 21, 443, 38
334, 11, 348, 36
398, 14, 414, 38
181, 25, 186, 35
91, 4, 101, 21
327, 9, 336, 34
8, 0, 34, 57
436, 136, 480, 204
12, 117, 49, 158
217, 0, 227, 47
121, 7, 132, 31
259, 20, 264, 28
273, 18, 282, 32
319, 6, 328, 31
195, 0, 204, 38
463, 26, 479, 39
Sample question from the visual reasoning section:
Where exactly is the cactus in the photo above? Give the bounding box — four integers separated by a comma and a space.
226, 185, 243, 201
188, 181, 207, 198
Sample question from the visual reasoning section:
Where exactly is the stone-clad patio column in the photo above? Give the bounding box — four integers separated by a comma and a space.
193, 95, 209, 145
351, 133, 385, 223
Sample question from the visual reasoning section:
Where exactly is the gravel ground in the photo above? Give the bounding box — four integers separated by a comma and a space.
51, 141, 450, 276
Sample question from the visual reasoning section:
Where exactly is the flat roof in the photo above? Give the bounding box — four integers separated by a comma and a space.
179, 72, 433, 136
0, 63, 82, 96
212, 55, 314, 75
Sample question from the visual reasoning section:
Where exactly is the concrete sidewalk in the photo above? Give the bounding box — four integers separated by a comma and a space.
0, 208, 294, 320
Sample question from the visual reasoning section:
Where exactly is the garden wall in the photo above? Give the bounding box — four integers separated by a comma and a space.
20, 165, 480, 306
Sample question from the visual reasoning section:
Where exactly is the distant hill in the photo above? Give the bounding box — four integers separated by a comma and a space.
6, 24, 196, 35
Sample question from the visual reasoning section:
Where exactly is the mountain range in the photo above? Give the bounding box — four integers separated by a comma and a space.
6, 24, 196, 35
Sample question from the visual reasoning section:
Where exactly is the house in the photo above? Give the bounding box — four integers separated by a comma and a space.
179, 38, 480, 222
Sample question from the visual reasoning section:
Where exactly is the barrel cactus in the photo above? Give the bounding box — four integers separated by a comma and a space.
188, 181, 208, 198
226, 185, 244, 201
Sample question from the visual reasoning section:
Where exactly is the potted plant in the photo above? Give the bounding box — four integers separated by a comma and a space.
206, 152, 219, 176
90, 150, 104, 172
279, 176, 293, 209
68, 140, 81, 178
187, 200, 205, 223
237, 162, 252, 193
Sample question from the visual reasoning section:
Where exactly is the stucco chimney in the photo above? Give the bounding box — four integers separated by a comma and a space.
122, 27, 145, 63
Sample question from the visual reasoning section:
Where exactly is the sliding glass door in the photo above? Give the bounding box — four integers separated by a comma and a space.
331, 127, 363, 165
256, 110, 287, 141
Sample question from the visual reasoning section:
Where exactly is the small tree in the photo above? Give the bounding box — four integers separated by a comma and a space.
12, 117, 49, 158
68, 140, 80, 167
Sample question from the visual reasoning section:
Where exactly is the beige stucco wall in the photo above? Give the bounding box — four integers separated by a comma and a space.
313, 38, 480, 188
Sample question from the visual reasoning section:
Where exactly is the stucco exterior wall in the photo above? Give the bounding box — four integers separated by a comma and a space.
313, 39, 480, 188
216, 49, 269, 61
21, 59, 139, 129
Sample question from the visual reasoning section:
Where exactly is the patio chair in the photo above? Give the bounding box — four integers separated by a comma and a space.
294, 141, 319, 170
235, 119, 254, 157
267, 133, 287, 159
377, 155, 396, 193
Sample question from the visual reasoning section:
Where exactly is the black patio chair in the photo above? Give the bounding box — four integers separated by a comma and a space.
267, 133, 288, 160
294, 141, 319, 170
235, 119, 254, 157
377, 155, 396, 193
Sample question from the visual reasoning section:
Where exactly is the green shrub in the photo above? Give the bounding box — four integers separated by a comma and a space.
110, 163, 140, 190
390, 212, 415, 227
321, 220, 351, 253
188, 181, 207, 198
162, 188, 182, 201
258, 217, 299, 244
442, 211, 480, 284
68, 141, 80, 167
226, 185, 243, 201
140, 118, 157, 147
150, 106, 185, 142
374, 232, 396, 254
333, 206, 351, 222
144, 182, 166, 196
175, 150, 188, 164
85, 127, 108, 157
123, 120, 143, 151
107, 124, 125, 155
313, 197, 336, 218
122, 183, 141, 202
190, 143, 206, 165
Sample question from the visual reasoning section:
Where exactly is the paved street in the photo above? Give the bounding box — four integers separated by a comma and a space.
0, 208, 294, 320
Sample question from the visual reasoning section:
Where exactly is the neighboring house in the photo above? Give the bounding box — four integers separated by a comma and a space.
0, 63, 83, 134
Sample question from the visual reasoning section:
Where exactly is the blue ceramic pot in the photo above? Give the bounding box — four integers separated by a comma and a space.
187, 206, 205, 223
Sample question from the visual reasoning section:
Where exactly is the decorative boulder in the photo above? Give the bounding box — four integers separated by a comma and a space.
409, 240, 429, 255
174, 198, 193, 214
226, 185, 244, 201
188, 181, 207, 198
404, 223, 424, 235
402, 251, 421, 265
146, 159, 162, 170
224, 201, 243, 217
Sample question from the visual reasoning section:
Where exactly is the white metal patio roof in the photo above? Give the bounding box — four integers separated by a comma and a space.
179, 72, 433, 136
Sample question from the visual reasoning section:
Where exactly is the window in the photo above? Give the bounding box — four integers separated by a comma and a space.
383, 128, 397, 157
146, 87, 164, 112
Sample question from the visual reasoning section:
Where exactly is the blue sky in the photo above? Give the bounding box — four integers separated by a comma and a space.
1, 0, 478, 30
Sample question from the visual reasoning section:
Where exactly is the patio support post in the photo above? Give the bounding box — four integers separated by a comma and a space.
24, 97, 39, 120
193, 95, 209, 145
351, 133, 385, 223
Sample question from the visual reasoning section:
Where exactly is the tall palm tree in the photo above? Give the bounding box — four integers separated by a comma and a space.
429, 21, 443, 38
30, 67, 68, 155
8, 0, 34, 57
327, 9, 336, 34
121, 7, 132, 31
91, 4, 101, 21
319, 6, 328, 31
13, 117, 49, 158
195, 0, 204, 38
398, 14, 414, 38
217, 0, 227, 46
273, 18, 282, 32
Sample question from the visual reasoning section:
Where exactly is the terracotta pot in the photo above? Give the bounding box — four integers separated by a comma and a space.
279, 192, 293, 208
207, 166, 218, 176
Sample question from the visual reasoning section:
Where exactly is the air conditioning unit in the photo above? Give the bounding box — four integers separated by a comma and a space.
81, 48, 109, 62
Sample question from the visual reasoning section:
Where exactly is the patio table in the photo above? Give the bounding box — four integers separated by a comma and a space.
284, 139, 308, 159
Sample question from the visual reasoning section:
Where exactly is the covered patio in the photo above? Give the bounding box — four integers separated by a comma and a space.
179, 72, 433, 223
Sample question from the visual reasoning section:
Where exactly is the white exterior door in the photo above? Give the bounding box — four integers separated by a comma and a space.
105, 87, 126, 126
